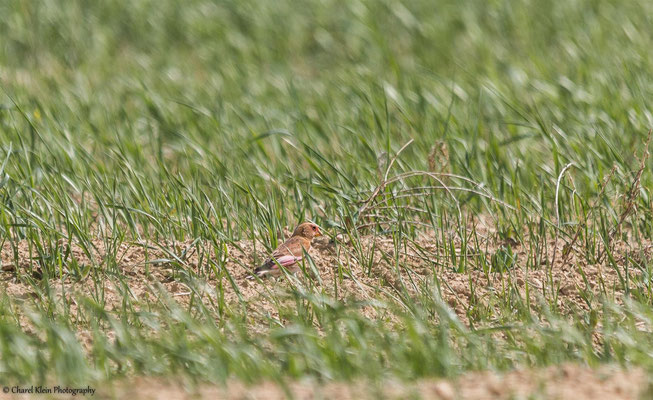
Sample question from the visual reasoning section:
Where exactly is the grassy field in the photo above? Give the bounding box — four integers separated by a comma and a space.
1, 0, 652, 398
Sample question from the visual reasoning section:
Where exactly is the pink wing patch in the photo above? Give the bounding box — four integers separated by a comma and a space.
274, 255, 302, 268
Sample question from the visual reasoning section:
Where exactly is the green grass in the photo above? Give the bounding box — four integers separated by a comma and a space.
0, 0, 652, 393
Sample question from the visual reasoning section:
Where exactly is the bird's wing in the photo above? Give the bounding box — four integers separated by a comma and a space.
253, 237, 310, 276
272, 254, 302, 267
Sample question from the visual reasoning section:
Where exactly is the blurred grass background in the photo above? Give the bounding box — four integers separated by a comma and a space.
2, 0, 651, 235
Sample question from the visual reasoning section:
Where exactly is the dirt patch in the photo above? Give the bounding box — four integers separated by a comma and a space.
96, 364, 647, 400
1, 228, 651, 329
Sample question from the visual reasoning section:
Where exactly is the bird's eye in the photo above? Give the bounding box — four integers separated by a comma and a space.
312, 226, 317, 230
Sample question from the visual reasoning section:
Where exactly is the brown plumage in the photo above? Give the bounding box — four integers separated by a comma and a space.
252, 222, 322, 278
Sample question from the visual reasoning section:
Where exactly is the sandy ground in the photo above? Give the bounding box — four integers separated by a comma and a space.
2, 227, 651, 327
95, 364, 647, 400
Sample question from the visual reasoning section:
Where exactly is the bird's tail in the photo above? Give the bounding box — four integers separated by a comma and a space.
248, 261, 274, 280
248, 255, 301, 280
246, 270, 269, 280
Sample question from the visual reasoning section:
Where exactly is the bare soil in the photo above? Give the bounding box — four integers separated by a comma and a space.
2, 228, 651, 328
98, 364, 647, 400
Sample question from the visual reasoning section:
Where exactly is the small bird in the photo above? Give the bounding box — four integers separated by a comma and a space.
252, 222, 322, 278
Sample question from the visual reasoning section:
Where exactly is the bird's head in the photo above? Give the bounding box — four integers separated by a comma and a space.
292, 222, 322, 240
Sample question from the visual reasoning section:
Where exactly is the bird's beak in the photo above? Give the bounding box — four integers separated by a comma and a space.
316, 228, 323, 236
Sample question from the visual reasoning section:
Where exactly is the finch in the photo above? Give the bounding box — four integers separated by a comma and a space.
252, 222, 322, 278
